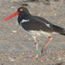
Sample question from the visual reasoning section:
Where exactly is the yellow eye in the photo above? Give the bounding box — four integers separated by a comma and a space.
20, 8, 23, 12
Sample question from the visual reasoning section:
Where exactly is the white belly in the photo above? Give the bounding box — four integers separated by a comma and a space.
29, 30, 51, 37
19, 26, 51, 38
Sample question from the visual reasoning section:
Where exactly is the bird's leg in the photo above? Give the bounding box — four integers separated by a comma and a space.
44, 36, 52, 48
41, 36, 52, 55
33, 37, 39, 59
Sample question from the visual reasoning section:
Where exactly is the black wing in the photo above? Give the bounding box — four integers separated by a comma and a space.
21, 16, 54, 32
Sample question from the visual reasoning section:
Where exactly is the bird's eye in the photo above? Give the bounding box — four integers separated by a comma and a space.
20, 8, 23, 12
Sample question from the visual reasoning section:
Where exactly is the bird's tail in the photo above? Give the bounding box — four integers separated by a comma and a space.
52, 24, 65, 36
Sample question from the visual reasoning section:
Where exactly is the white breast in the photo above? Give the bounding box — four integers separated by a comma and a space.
21, 19, 30, 23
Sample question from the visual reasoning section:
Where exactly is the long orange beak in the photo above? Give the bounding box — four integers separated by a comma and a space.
2, 12, 19, 22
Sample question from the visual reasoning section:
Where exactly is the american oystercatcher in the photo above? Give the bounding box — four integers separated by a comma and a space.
2, 7, 65, 59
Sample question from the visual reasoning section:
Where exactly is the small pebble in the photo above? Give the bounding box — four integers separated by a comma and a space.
12, 0, 18, 2
58, 57, 62, 60
54, 13, 57, 16
28, 38, 31, 40
12, 30, 17, 33
11, 6, 15, 9
9, 57, 15, 62
41, 60, 43, 62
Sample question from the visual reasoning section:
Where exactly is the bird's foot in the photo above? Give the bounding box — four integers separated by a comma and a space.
41, 47, 46, 56
34, 55, 38, 59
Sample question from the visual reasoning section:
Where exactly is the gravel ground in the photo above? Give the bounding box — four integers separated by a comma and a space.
0, 0, 65, 65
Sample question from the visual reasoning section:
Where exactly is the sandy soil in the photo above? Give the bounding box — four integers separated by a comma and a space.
0, 0, 65, 65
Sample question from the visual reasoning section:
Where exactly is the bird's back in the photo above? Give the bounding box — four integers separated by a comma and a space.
20, 15, 54, 32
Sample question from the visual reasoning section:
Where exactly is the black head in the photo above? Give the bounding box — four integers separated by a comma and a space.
17, 7, 31, 24
17, 7, 30, 15
2, 7, 30, 22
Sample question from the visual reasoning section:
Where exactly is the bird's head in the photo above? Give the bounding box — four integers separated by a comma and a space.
2, 7, 30, 22
18, 7, 29, 14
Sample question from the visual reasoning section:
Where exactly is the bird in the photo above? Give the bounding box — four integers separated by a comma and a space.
2, 7, 65, 59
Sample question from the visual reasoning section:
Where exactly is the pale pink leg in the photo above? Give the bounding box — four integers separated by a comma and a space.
41, 36, 52, 55
33, 37, 39, 59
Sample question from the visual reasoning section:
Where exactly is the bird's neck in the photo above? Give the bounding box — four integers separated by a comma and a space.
18, 13, 30, 24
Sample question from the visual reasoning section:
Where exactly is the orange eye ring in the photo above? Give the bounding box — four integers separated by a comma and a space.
20, 8, 23, 12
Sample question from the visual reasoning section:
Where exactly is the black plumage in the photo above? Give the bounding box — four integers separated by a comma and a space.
17, 7, 65, 36
2, 7, 65, 58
